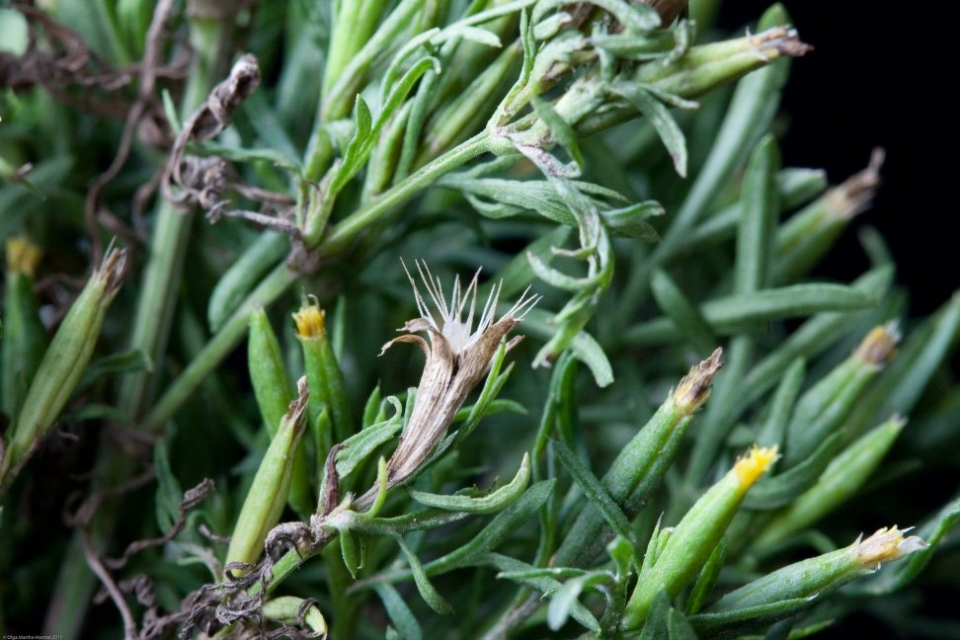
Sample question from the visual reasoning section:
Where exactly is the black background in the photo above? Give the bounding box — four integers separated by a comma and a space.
717, 1, 956, 319
715, 4, 956, 639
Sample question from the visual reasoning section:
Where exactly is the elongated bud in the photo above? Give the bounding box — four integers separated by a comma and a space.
224, 377, 309, 574
249, 307, 295, 437
775, 149, 884, 283
0, 246, 128, 494
758, 416, 905, 550
698, 526, 927, 635
294, 296, 353, 455
248, 308, 313, 519
624, 445, 777, 628
784, 323, 900, 466
554, 348, 723, 568
635, 25, 811, 100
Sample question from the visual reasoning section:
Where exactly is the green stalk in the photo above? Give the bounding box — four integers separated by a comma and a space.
42, 11, 233, 637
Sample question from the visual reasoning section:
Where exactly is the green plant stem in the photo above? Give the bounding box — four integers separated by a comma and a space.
143, 132, 493, 433
42, 13, 228, 638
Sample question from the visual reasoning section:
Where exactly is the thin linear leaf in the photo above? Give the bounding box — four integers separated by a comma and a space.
552, 438, 638, 549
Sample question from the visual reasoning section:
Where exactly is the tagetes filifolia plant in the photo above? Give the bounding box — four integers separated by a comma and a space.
0, 1, 957, 638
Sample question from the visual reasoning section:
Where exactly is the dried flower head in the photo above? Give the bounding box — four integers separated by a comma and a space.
857, 525, 928, 569
356, 261, 538, 508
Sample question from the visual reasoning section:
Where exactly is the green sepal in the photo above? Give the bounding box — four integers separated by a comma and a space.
686, 536, 727, 616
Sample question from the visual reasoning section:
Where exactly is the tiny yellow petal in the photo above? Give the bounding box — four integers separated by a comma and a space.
6, 237, 43, 277
733, 445, 778, 487
293, 298, 326, 339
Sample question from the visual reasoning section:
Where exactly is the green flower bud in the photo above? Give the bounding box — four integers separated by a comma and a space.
698, 526, 927, 634
0, 246, 127, 494
624, 445, 778, 628
249, 306, 294, 437
784, 323, 899, 467
757, 416, 905, 550
553, 348, 724, 568
224, 377, 309, 573
249, 307, 313, 519
294, 296, 353, 453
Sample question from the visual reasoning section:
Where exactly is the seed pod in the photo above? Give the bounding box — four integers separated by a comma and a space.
0, 247, 127, 494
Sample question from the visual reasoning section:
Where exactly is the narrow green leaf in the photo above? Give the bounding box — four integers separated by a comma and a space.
638, 589, 671, 640
409, 453, 531, 514
686, 537, 727, 616
743, 430, 845, 510
736, 135, 780, 294
613, 84, 688, 177
374, 583, 423, 640
552, 439, 637, 549
489, 553, 600, 631
335, 398, 404, 479
153, 442, 182, 533
668, 607, 701, 640
532, 96, 584, 171
422, 480, 556, 574
651, 268, 717, 356
392, 534, 454, 615
757, 358, 805, 448
208, 231, 288, 332
625, 283, 877, 345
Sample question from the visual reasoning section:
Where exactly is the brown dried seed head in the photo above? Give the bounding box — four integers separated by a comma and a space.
854, 322, 900, 368
671, 347, 724, 415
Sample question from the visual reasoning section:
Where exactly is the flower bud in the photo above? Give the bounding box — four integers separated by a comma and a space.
553, 348, 724, 568
698, 526, 927, 635
1, 247, 127, 494
294, 295, 353, 455
784, 323, 900, 467
624, 445, 777, 628
224, 377, 309, 573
